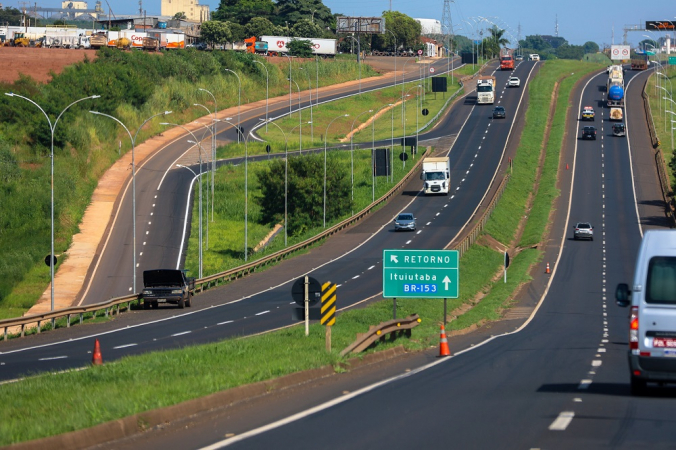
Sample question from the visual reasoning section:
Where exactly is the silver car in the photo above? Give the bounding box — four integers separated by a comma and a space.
573, 222, 594, 240
394, 213, 416, 231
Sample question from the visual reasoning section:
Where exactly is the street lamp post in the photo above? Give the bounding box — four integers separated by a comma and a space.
89, 109, 170, 292
401, 57, 419, 133
176, 161, 203, 278
6, 93, 100, 317
346, 35, 361, 94
288, 77, 302, 152
223, 68, 241, 144
219, 119, 251, 261
160, 122, 209, 273
350, 109, 374, 209
300, 67, 314, 142
197, 88, 217, 222
324, 114, 349, 227
259, 119, 289, 246
284, 54, 292, 117
385, 29, 397, 86
252, 61, 269, 133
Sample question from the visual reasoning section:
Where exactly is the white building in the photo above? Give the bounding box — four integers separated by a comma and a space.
414, 18, 442, 35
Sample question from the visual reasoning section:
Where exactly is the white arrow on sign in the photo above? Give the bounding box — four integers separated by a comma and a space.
390, 255, 399, 263
443, 276, 451, 290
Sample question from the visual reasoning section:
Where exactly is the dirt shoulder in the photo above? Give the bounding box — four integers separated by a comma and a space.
0, 47, 96, 84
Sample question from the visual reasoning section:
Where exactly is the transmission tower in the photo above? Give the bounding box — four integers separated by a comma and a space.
441, 0, 454, 51
555, 14, 559, 37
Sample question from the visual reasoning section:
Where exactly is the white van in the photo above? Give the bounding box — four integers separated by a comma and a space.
529, 54, 540, 61
616, 230, 676, 395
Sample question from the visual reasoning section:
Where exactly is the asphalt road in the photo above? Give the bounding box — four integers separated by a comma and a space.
0, 60, 538, 381
172, 67, 675, 450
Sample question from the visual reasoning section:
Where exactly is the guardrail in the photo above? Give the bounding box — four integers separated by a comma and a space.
1, 148, 430, 341
642, 74, 676, 226
340, 313, 421, 356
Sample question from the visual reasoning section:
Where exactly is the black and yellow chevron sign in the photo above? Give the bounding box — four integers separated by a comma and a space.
321, 282, 336, 326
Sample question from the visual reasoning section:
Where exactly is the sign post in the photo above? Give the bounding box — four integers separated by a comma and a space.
291, 276, 322, 335
383, 249, 459, 321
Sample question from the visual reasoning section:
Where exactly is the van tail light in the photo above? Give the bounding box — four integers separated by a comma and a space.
629, 306, 639, 350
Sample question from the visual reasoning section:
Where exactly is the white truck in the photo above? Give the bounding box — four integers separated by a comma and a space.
420, 156, 451, 195
476, 76, 496, 104
259, 36, 337, 56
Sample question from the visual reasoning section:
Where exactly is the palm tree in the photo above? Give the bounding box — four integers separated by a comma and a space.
484, 25, 509, 57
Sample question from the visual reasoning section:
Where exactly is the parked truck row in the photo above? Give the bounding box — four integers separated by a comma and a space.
238, 35, 337, 57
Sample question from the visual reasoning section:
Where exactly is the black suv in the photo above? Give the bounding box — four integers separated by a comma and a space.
492, 106, 506, 119
582, 126, 597, 140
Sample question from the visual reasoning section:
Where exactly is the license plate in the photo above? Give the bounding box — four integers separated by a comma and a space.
664, 350, 676, 357
157, 299, 167, 303
653, 337, 676, 348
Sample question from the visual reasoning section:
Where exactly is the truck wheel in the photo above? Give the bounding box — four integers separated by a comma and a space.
178, 297, 185, 308
144, 301, 150, 310
186, 294, 192, 307
152, 302, 159, 309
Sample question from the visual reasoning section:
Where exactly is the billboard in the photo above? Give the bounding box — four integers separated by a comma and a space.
610, 44, 630, 61
646, 21, 676, 31
336, 17, 385, 34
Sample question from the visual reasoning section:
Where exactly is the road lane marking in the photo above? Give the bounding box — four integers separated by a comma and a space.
578, 379, 592, 389
39, 356, 67, 361
592, 360, 602, 367
217, 321, 233, 325
352, 275, 360, 279
549, 412, 575, 431
367, 265, 375, 270
113, 343, 138, 349
405, 240, 411, 245
171, 331, 191, 337
255, 311, 270, 316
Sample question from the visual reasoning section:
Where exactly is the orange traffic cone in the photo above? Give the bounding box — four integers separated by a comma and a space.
92, 339, 103, 366
438, 325, 451, 357
545, 262, 551, 274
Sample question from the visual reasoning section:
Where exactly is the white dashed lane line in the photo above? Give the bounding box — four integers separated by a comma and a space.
217, 320, 233, 325
39, 356, 67, 361
578, 380, 592, 390
171, 331, 191, 337
255, 310, 270, 316
114, 343, 138, 350
367, 265, 375, 270
549, 412, 575, 431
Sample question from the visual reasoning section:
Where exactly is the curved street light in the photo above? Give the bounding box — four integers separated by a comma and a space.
324, 114, 349, 227
252, 60, 269, 133
176, 161, 203, 278
223, 68, 241, 144
300, 67, 314, 142
5, 92, 100, 317
350, 109, 374, 207
160, 122, 209, 275
384, 29, 397, 86
288, 77, 303, 152
197, 88, 217, 222
346, 35, 361, 94
259, 119, 289, 247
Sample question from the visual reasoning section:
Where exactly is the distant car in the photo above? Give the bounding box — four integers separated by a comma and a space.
529, 54, 540, 61
582, 126, 597, 140
574, 222, 594, 240
492, 106, 506, 119
515, 55, 523, 61
394, 213, 416, 231
612, 123, 626, 137
581, 106, 595, 121
508, 76, 520, 87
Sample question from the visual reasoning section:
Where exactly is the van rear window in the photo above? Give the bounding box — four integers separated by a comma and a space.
646, 257, 676, 304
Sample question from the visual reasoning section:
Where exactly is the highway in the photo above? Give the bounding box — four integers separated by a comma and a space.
165, 67, 674, 449
0, 60, 537, 381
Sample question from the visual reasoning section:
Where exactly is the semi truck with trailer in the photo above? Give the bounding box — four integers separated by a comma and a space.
476, 76, 496, 104
420, 156, 451, 195
258, 36, 337, 56
607, 65, 625, 107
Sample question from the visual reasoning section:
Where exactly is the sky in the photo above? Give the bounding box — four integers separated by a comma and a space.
11, 0, 676, 48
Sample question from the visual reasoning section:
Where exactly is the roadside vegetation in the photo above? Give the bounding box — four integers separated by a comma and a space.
0, 59, 604, 445
644, 67, 676, 188
0, 48, 374, 320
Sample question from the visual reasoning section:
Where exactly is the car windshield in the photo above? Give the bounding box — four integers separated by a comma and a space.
495, 107, 504, 111
510, 77, 518, 81
477, 85, 492, 92
397, 214, 413, 221
576, 223, 592, 229
425, 172, 446, 181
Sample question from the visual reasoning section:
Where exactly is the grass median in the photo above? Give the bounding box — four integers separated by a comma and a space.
0, 60, 603, 446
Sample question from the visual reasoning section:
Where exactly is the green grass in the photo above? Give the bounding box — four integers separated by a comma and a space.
0, 59, 604, 446
645, 69, 676, 188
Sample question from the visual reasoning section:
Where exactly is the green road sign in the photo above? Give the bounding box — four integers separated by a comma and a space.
383, 249, 459, 298
670, 56, 676, 65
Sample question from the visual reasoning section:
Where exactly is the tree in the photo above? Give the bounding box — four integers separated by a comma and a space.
0, 6, 22, 26
173, 12, 187, 20
582, 41, 600, 54
228, 21, 247, 41
212, 0, 275, 25
519, 35, 553, 53
556, 44, 584, 60
200, 21, 232, 47
287, 38, 313, 57
276, 0, 333, 30
379, 11, 421, 51
245, 17, 277, 38
290, 18, 323, 38
256, 154, 352, 235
